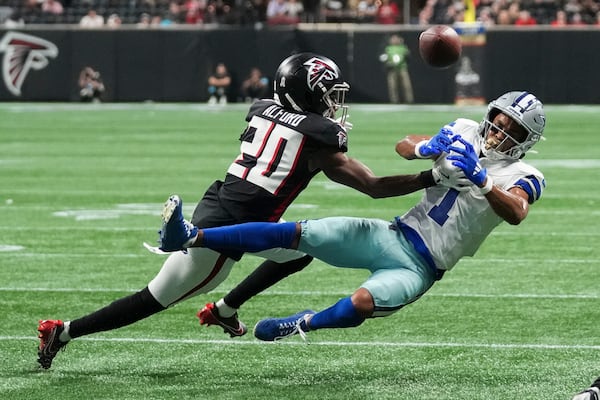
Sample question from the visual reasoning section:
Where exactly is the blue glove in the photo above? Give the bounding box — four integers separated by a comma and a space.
446, 136, 487, 186
416, 127, 454, 158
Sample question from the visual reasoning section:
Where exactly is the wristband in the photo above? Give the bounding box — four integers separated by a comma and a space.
414, 140, 430, 159
419, 170, 436, 187
479, 176, 494, 195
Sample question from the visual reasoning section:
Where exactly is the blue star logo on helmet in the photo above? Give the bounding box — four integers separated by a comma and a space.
303, 57, 339, 91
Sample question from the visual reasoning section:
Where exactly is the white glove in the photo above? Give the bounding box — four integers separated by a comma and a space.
432, 157, 472, 192
572, 387, 600, 400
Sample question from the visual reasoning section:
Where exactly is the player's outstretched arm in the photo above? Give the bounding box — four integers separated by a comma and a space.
316, 150, 436, 198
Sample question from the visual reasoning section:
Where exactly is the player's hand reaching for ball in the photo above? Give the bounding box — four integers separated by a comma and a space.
447, 136, 487, 186
415, 127, 454, 158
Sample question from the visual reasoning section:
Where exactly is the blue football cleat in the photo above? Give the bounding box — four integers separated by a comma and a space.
158, 195, 198, 252
253, 310, 315, 342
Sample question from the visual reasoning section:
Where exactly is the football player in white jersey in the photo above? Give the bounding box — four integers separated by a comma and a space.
572, 377, 600, 400
157, 90, 547, 341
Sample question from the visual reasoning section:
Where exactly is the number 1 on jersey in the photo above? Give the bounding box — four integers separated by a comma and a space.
427, 189, 459, 226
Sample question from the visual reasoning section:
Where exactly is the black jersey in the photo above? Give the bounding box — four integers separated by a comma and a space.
192, 99, 347, 231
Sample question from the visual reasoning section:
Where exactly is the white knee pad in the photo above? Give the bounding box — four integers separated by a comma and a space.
148, 248, 235, 307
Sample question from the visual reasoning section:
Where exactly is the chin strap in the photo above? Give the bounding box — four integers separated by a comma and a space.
284, 93, 303, 112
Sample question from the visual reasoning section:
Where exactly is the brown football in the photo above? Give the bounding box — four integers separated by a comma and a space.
419, 25, 462, 69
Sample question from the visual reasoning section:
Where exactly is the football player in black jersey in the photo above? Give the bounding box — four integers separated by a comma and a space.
37, 52, 438, 369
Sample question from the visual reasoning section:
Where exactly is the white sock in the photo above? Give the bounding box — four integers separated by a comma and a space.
59, 321, 72, 342
184, 234, 197, 248
215, 299, 237, 318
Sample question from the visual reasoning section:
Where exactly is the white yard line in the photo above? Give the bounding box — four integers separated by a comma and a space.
0, 287, 598, 299
2, 335, 599, 350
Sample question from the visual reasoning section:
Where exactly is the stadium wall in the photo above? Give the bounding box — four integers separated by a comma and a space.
0, 26, 598, 104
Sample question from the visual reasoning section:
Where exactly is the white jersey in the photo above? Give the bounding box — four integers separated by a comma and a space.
399, 118, 545, 271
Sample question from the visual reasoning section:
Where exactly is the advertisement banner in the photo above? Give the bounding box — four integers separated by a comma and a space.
453, 22, 486, 106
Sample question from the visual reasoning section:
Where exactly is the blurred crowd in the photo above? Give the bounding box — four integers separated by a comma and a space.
1, 0, 600, 27
419, 0, 600, 26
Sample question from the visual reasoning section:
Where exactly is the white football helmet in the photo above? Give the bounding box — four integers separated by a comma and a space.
479, 91, 546, 159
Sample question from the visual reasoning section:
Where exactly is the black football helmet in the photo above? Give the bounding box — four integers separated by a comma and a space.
274, 52, 350, 122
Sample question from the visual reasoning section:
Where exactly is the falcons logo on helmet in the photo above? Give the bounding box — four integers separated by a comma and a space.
336, 130, 347, 149
304, 57, 338, 91
0, 32, 58, 96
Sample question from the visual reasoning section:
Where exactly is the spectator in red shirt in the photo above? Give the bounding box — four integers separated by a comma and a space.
514, 9, 537, 25
376, 0, 399, 24
550, 10, 568, 27
184, 0, 204, 24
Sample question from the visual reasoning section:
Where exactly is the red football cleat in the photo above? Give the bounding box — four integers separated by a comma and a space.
37, 319, 67, 369
197, 303, 247, 337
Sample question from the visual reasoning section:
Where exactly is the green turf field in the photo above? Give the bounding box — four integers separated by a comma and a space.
0, 103, 598, 399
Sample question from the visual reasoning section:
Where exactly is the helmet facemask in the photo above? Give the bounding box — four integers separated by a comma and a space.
321, 82, 350, 124
480, 117, 538, 160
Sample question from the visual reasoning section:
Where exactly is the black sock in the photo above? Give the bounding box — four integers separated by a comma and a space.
69, 287, 166, 338
593, 376, 600, 388
223, 255, 313, 309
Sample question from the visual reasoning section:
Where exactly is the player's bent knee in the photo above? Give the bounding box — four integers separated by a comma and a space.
285, 254, 313, 273
149, 249, 235, 307
351, 288, 375, 318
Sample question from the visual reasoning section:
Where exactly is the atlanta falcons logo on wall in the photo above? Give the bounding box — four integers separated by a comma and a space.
303, 57, 338, 91
0, 32, 58, 96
